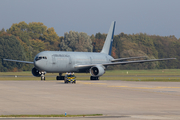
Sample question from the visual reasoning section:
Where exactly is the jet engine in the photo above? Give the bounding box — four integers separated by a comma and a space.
32, 67, 41, 77
90, 66, 105, 76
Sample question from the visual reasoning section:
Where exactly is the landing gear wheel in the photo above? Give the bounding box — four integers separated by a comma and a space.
41, 76, 45, 81
56, 76, 60, 80
40, 71, 46, 81
56, 76, 65, 80
90, 76, 99, 80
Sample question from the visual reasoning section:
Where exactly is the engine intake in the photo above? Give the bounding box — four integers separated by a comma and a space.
32, 67, 41, 77
90, 66, 105, 76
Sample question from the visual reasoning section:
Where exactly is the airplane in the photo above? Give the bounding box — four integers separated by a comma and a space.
3, 21, 176, 81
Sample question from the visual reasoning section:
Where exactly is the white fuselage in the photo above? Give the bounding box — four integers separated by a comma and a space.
34, 51, 113, 73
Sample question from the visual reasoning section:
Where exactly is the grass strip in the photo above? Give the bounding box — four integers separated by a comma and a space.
0, 69, 180, 82
0, 114, 103, 117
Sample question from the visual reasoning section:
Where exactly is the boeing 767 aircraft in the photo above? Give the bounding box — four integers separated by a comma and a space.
4, 21, 176, 81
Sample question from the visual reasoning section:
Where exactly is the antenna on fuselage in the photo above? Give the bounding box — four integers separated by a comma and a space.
100, 21, 116, 56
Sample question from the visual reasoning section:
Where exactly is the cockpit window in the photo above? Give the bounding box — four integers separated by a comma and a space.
35, 56, 47, 61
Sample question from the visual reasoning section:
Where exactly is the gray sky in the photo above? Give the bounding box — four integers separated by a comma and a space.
0, 0, 180, 38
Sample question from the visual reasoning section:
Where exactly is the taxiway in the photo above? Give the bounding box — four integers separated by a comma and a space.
0, 80, 180, 120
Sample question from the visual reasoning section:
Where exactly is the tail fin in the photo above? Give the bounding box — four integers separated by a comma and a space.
100, 21, 116, 55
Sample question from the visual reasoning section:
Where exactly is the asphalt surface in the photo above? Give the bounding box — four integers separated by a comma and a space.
0, 80, 180, 120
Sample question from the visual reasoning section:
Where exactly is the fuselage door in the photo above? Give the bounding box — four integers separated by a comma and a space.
52, 55, 56, 64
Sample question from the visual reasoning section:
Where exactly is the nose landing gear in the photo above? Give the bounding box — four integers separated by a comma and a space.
41, 72, 46, 81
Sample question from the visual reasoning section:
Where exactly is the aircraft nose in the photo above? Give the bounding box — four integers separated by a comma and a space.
34, 55, 48, 71
34, 60, 42, 70
34, 60, 39, 68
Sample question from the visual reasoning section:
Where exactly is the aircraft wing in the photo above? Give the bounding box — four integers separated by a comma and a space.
111, 56, 147, 62
3, 59, 34, 64
74, 58, 176, 68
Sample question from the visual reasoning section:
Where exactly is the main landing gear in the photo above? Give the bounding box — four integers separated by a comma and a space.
41, 72, 46, 81
56, 73, 65, 80
90, 76, 99, 80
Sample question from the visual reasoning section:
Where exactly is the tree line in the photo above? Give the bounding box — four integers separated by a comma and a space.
0, 21, 179, 71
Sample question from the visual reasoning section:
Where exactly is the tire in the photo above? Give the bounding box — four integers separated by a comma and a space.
90, 76, 99, 80
61, 76, 65, 80
41, 77, 45, 81
57, 76, 65, 80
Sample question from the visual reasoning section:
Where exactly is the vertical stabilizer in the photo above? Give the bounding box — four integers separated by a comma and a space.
100, 21, 116, 55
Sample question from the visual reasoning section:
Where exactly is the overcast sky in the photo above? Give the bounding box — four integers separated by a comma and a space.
0, 0, 180, 38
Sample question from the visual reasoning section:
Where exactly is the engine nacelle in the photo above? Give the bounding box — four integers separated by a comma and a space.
32, 67, 41, 77
90, 66, 105, 76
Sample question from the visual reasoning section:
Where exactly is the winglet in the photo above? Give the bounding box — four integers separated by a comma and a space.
100, 21, 116, 55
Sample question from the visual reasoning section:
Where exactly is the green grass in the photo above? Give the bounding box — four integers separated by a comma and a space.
0, 69, 180, 82
0, 114, 103, 118
104, 69, 180, 75
0, 72, 57, 76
